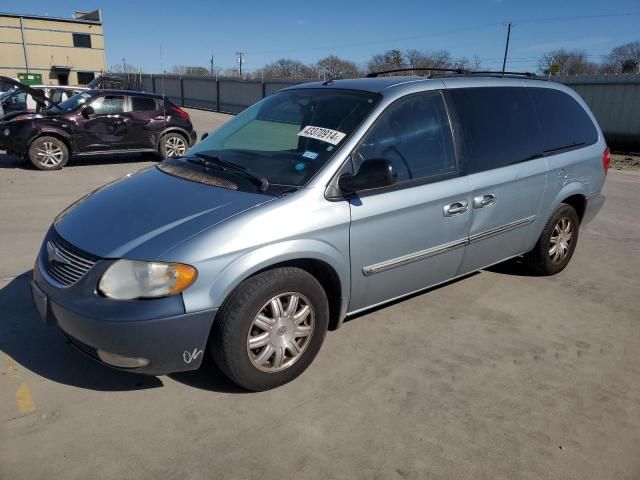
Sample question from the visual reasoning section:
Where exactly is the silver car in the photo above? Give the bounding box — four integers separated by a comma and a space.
30, 73, 608, 390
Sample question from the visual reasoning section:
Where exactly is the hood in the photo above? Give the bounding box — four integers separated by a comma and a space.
54, 166, 275, 259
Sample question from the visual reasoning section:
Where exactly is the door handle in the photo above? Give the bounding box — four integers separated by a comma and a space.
473, 194, 497, 208
443, 200, 469, 217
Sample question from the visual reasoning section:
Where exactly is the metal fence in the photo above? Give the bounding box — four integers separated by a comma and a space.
136, 74, 306, 115
135, 73, 640, 148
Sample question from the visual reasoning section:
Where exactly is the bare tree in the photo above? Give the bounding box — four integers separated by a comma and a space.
538, 49, 598, 75
109, 63, 141, 74
171, 65, 210, 76
606, 41, 640, 73
262, 58, 315, 79
367, 49, 405, 73
315, 55, 361, 79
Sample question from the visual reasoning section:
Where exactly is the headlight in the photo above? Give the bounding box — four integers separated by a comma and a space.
99, 260, 197, 300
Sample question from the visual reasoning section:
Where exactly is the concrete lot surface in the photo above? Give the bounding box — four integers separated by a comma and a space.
1, 109, 639, 479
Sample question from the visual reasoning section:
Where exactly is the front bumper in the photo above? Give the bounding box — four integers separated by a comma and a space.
0, 122, 30, 154
32, 232, 217, 375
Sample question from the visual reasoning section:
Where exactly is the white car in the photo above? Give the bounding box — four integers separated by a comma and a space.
0, 84, 89, 117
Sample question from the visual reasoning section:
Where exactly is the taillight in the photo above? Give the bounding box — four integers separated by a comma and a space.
602, 147, 611, 175
171, 106, 190, 122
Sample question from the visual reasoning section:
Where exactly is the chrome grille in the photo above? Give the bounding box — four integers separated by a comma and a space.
45, 234, 99, 286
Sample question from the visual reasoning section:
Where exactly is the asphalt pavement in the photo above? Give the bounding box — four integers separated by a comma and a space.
1, 108, 639, 480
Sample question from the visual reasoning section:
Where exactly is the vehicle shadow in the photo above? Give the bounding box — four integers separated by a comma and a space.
0, 272, 163, 391
485, 256, 540, 277
170, 357, 248, 394
0, 151, 158, 169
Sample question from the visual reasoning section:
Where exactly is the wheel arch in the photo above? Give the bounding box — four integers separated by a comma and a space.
155, 127, 191, 149
29, 130, 73, 153
192, 241, 350, 332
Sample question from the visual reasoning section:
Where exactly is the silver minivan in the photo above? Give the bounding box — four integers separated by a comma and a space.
31, 72, 608, 390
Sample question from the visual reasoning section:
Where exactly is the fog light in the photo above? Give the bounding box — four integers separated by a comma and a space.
3, 128, 9, 136
97, 350, 149, 368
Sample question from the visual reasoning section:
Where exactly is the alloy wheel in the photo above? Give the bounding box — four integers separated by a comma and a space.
549, 217, 573, 263
35, 141, 64, 167
246, 292, 315, 373
165, 136, 186, 157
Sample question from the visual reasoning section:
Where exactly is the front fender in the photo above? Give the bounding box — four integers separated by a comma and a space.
182, 238, 350, 319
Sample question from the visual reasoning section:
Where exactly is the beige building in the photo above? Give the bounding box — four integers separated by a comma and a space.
0, 10, 105, 86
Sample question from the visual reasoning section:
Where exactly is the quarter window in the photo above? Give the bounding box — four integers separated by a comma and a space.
448, 87, 543, 174
353, 92, 456, 183
90, 95, 125, 114
72, 33, 92, 48
131, 96, 158, 112
528, 88, 598, 153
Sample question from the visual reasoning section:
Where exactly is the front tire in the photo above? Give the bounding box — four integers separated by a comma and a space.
28, 136, 69, 170
525, 203, 580, 275
211, 267, 329, 391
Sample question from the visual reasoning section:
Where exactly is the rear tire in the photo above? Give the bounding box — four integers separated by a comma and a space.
159, 132, 188, 159
28, 136, 69, 170
525, 203, 580, 275
211, 267, 329, 391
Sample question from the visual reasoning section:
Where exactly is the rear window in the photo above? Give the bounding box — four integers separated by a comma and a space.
131, 96, 157, 111
448, 87, 542, 174
528, 87, 598, 154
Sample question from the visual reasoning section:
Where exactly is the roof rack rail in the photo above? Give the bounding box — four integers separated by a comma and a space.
466, 70, 538, 78
366, 67, 466, 78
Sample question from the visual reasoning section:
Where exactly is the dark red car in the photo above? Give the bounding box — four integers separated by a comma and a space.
0, 86, 196, 170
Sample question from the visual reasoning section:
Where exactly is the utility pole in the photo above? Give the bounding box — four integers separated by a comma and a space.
236, 51, 245, 77
210, 52, 214, 76
501, 21, 512, 73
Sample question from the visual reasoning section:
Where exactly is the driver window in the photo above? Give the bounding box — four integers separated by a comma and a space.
353, 92, 456, 183
90, 95, 125, 115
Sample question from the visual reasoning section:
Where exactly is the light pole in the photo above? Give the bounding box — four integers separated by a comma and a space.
122, 57, 126, 73
236, 51, 245, 77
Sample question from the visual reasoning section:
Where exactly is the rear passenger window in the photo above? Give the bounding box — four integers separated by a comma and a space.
528, 88, 598, 154
132, 96, 157, 112
354, 92, 456, 183
448, 87, 542, 174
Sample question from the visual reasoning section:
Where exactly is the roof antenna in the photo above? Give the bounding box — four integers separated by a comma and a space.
160, 44, 167, 160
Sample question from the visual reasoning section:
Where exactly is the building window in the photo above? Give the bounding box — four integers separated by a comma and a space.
76, 71, 95, 85
72, 33, 92, 48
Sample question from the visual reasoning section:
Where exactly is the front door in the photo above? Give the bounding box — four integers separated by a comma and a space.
348, 90, 472, 313
444, 85, 547, 273
75, 94, 130, 152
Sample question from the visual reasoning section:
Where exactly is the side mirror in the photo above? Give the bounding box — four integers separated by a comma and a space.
338, 159, 396, 194
200, 132, 209, 141
81, 105, 94, 118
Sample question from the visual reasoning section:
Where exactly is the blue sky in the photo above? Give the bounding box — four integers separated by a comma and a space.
3, 0, 639, 73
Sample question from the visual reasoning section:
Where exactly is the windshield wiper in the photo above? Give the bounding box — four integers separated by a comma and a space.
186, 153, 269, 192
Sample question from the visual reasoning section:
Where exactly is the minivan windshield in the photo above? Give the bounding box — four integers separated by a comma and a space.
48, 91, 92, 113
185, 88, 380, 188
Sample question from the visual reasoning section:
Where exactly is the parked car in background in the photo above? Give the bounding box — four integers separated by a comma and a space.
0, 85, 88, 117
0, 89, 196, 169
30, 72, 607, 390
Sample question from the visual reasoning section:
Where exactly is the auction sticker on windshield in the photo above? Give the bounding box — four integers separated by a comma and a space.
297, 126, 346, 146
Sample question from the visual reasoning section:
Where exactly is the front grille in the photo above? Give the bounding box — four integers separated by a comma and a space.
62, 331, 100, 361
44, 233, 100, 286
